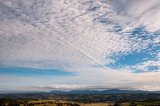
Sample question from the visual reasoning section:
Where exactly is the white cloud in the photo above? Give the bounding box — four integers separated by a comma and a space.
0, 0, 160, 91
1, 68, 160, 91
129, 60, 160, 72
0, 0, 132, 69
110, 0, 160, 32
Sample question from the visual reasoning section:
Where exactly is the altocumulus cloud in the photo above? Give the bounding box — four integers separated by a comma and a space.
0, 0, 160, 92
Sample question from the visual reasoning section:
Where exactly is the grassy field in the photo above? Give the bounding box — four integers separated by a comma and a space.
27, 100, 113, 106
31, 103, 113, 106
26, 100, 160, 106
79, 103, 113, 106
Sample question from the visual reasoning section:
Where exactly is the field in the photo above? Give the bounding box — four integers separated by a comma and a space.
26, 100, 114, 106
1, 99, 160, 106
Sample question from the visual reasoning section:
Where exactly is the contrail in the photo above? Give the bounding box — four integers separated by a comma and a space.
44, 25, 109, 70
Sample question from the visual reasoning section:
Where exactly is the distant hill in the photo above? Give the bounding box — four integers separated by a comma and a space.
50, 89, 160, 94
0, 89, 160, 103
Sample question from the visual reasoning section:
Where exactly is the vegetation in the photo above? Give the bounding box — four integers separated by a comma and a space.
0, 92, 160, 106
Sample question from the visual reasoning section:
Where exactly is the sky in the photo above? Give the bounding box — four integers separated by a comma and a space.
0, 0, 160, 92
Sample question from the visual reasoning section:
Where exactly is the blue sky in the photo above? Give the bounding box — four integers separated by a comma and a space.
0, 0, 160, 92
0, 66, 76, 77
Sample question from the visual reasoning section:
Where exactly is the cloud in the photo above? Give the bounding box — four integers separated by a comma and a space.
0, 0, 160, 91
0, 0, 132, 69
110, 0, 160, 32
1, 68, 160, 92
130, 60, 160, 72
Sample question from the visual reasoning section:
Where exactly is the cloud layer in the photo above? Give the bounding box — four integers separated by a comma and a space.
0, 0, 160, 92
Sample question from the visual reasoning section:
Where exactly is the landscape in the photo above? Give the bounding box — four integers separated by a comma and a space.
1, 90, 160, 106
0, 0, 160, 106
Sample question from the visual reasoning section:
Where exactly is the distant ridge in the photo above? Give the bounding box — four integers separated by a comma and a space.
50, 89, 160, 94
